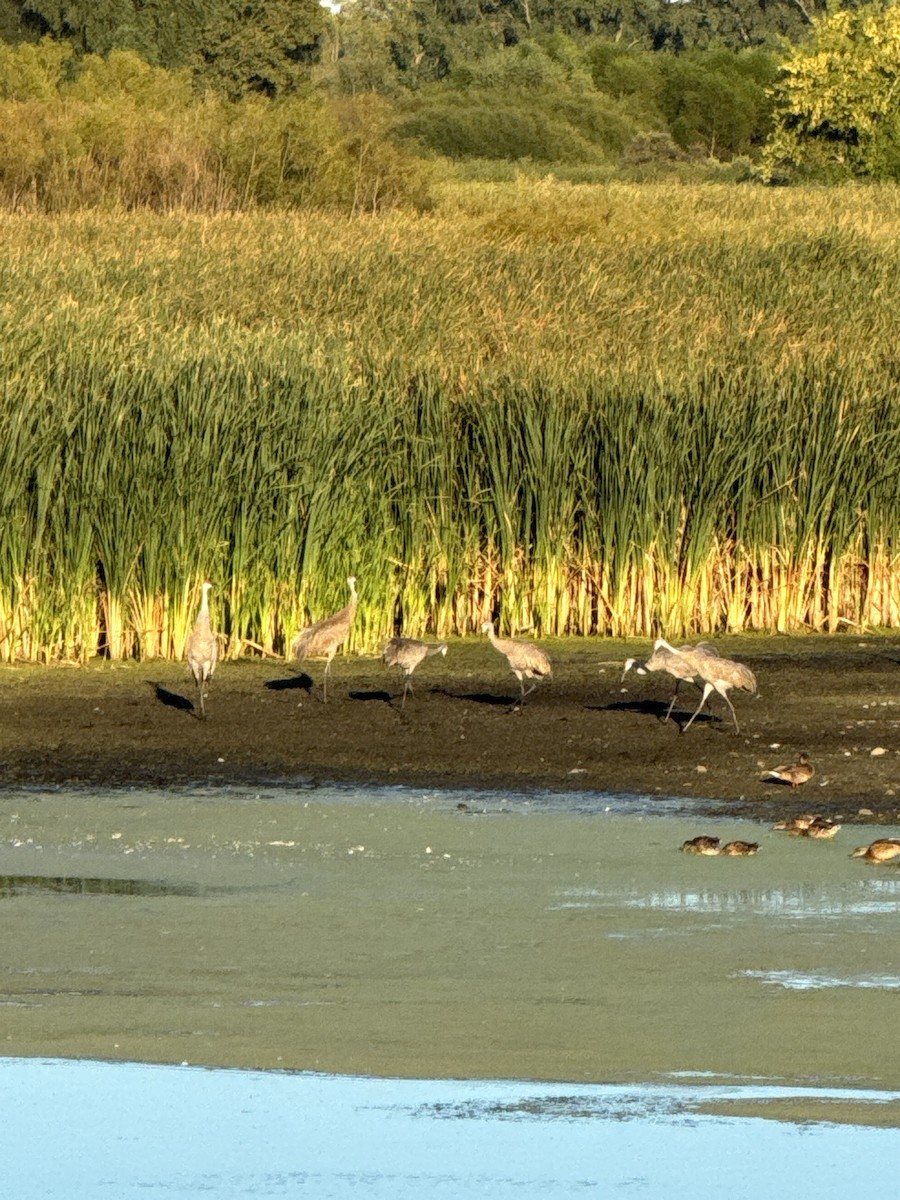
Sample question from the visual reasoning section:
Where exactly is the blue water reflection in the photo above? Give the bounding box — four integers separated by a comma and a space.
3, 1057, 899, 1199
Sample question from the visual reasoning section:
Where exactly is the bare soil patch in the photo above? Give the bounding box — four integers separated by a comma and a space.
0, 634, 898, 822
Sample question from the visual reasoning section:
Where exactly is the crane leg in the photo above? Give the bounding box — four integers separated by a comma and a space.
681, 682, 714, 733
664, 680, 681, 722
400, 676, 411, 710
196, 677, 206, 719
721, 688, 740, 734
322, 657, 332, 704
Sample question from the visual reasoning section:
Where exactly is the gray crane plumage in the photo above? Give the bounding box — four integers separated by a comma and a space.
185, 580, 218, 719
482, 620, 552, 707
622, 640, 719, 723
382, 637, 448, 708
292, 576, 358, 702
653, 638, 756, 733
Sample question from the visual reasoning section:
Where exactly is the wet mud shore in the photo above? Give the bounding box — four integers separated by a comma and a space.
1, 634, 898, 822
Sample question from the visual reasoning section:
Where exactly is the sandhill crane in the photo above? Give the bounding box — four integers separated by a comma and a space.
185, 580, 218, 719
623, 640, 719, 722
482, 620, 552, 708
762, 752, 814, 788
850, 839, 900, 864
653, 639, 756, 734
292, 576, 358, 702
382, 637, 448, 709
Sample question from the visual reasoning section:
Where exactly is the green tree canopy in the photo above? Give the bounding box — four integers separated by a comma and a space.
764, 1, 900, 180
3, 1, 327, 95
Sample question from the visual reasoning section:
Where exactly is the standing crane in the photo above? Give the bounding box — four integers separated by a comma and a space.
623, 640, 719, 722
382, 637, 448, 709
185, 580, 218, 720
482, 620, 552, 708
652, 639, 756, 734
292, 576, 358, 702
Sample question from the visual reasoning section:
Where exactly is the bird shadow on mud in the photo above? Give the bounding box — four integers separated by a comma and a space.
350, 690, 394, 705
264, 672, 314, 693
595, 697, 720, 728
592, 698, 673, 718
149, 682, 196, 715
439, 688, 522, 708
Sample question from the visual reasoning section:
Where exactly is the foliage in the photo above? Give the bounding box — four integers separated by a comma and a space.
199, 0, 326, 99
0, 184, 899, 659
656, 50, 778, 158
0, 43, 432, 211
764, 1, 900, 181
4, 0, 327, 96
587, 43, 779, 159
13, 0, 212, 67
395, 84, 636, 162
0, 32, 70, 96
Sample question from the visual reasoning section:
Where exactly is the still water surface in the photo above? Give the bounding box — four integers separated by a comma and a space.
1, 784, 899, 1195
4, 1056, 900, 1199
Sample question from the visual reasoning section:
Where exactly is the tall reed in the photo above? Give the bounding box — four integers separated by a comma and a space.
0, 183, 898, 660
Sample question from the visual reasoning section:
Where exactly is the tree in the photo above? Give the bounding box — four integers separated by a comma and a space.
764, 1, 900, 181
657, 49, 778, 158
16, 0, 212, 67
8, 2, 327, 97
200, 0, 326, 99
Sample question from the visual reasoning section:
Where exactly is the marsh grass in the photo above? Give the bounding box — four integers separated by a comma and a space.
0, 181, 899, 660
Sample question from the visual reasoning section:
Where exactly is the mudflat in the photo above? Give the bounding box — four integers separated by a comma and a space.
1, 634, 900, 1087
0, 634, 898, 821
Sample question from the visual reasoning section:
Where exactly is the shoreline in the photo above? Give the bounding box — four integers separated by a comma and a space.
0, 634, 897, 822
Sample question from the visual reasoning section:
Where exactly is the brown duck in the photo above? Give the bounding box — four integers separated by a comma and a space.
762, 752, 814, 789
803, 818, 841, 840
850, 839, 900, 864
718, 840, 759, 856
681, 835, 721, 855
772, 813, 817, 835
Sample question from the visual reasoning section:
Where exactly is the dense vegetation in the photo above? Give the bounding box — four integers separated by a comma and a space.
1, 1, 898, 199
0, 5, 898, 662
1, 185, 898, 662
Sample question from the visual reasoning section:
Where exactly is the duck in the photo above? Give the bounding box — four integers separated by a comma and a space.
762, 752, 814, 789
850, 839, 900, 864
802, 818, 841, 840
681, 835, 721, 855
772, 813, 817, 835
718, 840, 759, 856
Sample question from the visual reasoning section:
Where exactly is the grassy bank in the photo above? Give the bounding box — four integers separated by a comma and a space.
1, 181, 899, 660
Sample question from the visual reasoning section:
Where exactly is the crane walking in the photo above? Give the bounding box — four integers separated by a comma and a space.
292, 576, 358, 702
482, 620, 552, 708
623, 640, 719, 722
185, 580, 218, 719
382, 637, 448, 709
652, 639, 756, 733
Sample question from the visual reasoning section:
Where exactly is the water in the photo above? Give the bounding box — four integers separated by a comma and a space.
0, 784, 899, 1196
3, 1057, 899, 1200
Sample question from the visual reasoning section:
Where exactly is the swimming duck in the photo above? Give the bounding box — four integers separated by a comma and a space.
681, 835, 721, 855
803, 818, 841, 840
850, 839, 900, 864
762, 752, 814, 789
772, 813, 817, 835
719, 840, 759, 856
